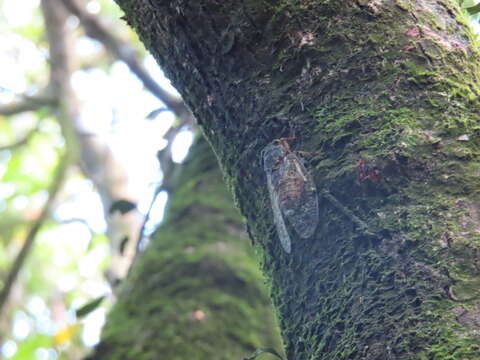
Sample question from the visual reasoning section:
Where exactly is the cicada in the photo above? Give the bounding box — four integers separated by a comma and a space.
262, 138, 319, 253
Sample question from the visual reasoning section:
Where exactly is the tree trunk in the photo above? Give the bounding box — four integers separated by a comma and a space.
115, 0, 480, 358
88, 139, 282, 359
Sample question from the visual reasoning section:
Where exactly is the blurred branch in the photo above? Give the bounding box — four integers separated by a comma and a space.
42, 0, 79, 153
47, 0, 144, 284
58, 217, 95, 238
0, 151, 69, 315
0, 94, 56, 116
61, 0, 195, 123
0, 125, 38, 151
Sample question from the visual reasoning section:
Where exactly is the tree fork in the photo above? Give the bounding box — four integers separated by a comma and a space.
115, 0, 480, 358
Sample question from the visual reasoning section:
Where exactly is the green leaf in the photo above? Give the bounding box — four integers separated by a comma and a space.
466, 3, 480, 13
76, 295, 106, 318
243, 348, 284, 360
109, 199, 137, 215
12, 334, 52, 360
462, 0, 480, 8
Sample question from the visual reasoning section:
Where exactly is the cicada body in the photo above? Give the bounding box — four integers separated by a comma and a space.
262, 139, 319, 253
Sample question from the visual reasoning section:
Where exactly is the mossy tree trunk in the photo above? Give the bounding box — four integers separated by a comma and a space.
114, 0, 480, 359
88, 139, 282, 359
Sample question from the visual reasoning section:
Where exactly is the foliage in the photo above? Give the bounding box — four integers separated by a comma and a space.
0, 0, 152, 358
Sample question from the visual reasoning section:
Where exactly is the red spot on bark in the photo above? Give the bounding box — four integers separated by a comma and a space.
357, 159, 380, 183
193, 309, 205, 321
451, 41, 467, 52
207, 95, 214, 106
405, 27, 420, 37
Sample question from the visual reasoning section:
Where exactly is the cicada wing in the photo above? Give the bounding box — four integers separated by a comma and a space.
267, 174, 292, 253
293, 173, 319, 238
281, 155, 319, 239
262, 143, 285, 172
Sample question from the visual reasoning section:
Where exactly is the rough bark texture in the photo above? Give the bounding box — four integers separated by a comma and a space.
114, 0, 480, 359
88, 139, 282, 359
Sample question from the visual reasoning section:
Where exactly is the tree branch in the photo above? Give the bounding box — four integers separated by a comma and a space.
0, 95, 56, 116
60, 0, 194, 123
0, 125, 38, 151
42, 0, 79, 152
0, 151, 69, 315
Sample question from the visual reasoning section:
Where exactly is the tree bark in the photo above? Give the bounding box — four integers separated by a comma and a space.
88, 139, 282, 359
114, 0, 480, 358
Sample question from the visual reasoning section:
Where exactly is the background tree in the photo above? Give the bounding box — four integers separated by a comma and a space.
88, 138, 283, 360
112, 0, 480, 358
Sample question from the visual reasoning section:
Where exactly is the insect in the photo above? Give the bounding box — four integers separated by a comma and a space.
261, 138, 319, 253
